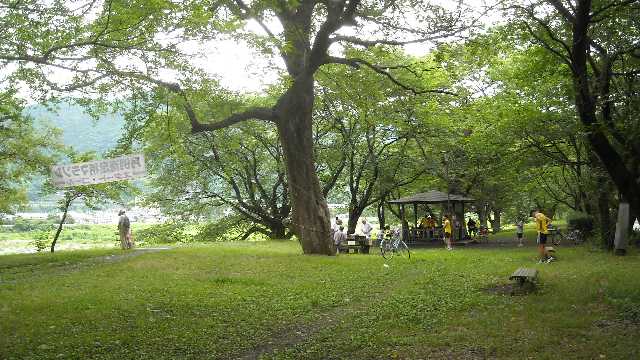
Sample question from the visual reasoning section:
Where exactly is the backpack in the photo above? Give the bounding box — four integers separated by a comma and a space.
120, 215, 130, 229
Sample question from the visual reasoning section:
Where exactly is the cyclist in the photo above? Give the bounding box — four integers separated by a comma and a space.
532, 210, 553, 263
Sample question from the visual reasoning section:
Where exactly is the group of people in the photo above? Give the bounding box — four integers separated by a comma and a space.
416, 213, 481, 250
331, 216, 373, 255
118, 208, 552, 262
414, 211, 548, 261
327, 209, 554, 263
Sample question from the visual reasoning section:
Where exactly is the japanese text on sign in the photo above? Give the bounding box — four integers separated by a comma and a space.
51, 154, 146, 188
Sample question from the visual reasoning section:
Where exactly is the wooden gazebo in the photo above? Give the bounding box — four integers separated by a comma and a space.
388, 190, 474, 243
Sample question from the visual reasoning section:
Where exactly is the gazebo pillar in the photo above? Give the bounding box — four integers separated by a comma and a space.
460, 202, 466, 241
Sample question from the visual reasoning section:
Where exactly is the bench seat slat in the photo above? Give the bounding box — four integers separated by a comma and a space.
510, 268, 538, 280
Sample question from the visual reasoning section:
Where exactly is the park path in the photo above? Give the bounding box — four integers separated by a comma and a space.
235, 261, 423, 360
0, 247, 171, 284
99, 247, 172, 262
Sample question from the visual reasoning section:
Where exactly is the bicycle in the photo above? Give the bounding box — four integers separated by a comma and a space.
379, 229, 411, 260
550, 228, 584, 246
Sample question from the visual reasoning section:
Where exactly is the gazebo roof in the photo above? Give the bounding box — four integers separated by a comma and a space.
388, 190, 474, 204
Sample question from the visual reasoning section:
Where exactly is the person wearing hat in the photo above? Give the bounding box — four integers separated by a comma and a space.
117, 210, 132, 249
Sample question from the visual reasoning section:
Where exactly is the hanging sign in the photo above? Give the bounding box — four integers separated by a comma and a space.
51, 154, 146, 188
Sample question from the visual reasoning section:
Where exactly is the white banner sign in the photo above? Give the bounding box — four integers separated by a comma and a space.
51, 154, 146, 188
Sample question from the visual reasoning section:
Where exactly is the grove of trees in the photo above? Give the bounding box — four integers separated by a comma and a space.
1, 0, 638, 253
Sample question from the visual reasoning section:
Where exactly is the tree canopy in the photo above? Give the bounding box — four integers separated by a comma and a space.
2, 0, 639, 251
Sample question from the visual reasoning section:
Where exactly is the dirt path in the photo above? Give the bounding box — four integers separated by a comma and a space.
236, 263, 423, 360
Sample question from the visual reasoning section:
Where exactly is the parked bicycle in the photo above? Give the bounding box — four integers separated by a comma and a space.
549, 228, 584, 246
380, 229, 411, 260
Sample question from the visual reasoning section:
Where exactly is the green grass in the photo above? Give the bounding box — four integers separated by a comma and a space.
1, 241, 639, 359
0, 224, 152, 254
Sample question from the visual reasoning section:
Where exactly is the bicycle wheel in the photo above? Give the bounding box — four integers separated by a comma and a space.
568, 230, 583, 245
396, 241, 411, 259
380, 240, 394, 260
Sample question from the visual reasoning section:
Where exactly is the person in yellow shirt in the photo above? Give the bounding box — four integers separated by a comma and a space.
419, 214, 429, 240
443, 214, 453, 250
419, 215, 429, 228
426, 215, 436, 240
532, 210, 553, 263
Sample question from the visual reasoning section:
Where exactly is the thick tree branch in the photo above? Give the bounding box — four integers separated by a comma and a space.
324, 56, 456, 96
309, 0, 361, 70
521, 22, 574, 70
329, 30, 465, 48
547, 0, 576, 23
591, 0, 639, 22
114, 72, 277, 133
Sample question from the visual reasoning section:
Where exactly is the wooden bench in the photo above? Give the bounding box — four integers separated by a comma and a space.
509, 268, 538, 286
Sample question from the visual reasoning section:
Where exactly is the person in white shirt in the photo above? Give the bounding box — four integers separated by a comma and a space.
515, 219, 524, 247
361, 219, 373, 240
333, 226, 346, 255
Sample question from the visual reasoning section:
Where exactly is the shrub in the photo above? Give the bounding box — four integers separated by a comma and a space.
195, 216, 263, 242
135, 222, 192, 244
46, 213, 75, 224
13, 218, 51, 232
567, 211, 594, 234
31, 231, 50, 252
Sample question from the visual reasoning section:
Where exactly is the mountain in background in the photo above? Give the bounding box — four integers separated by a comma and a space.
26, 102, 124, 154
23, 102, 126, 206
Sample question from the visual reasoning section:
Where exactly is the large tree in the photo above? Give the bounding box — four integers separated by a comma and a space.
511, 0, 640, 217
126, 88, 294, 239
1, 0, 475, 254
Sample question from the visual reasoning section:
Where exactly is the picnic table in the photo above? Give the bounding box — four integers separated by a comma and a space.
339, 234, 371, 254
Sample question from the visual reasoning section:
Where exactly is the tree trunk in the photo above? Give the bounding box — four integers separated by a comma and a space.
570, 0, 640, 217
478, 205, 488, 228
614, 201, 630, 255
596, 178, 614, 249
50, 200, 71, 253
275, 76, 332, 255
377, 200, 386, 230
489, 209, 501, 234
347, 203, 361, 235
348, 197, 375, 235
629, 206, 638, 241
267, 221, 290, 239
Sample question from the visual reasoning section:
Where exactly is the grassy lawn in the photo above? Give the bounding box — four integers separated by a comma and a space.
0, 224, 152, 255
1, 240, 639, 359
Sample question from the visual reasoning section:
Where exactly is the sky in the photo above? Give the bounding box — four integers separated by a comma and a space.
6, 0, 503, 100
191, 0, 503, 94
